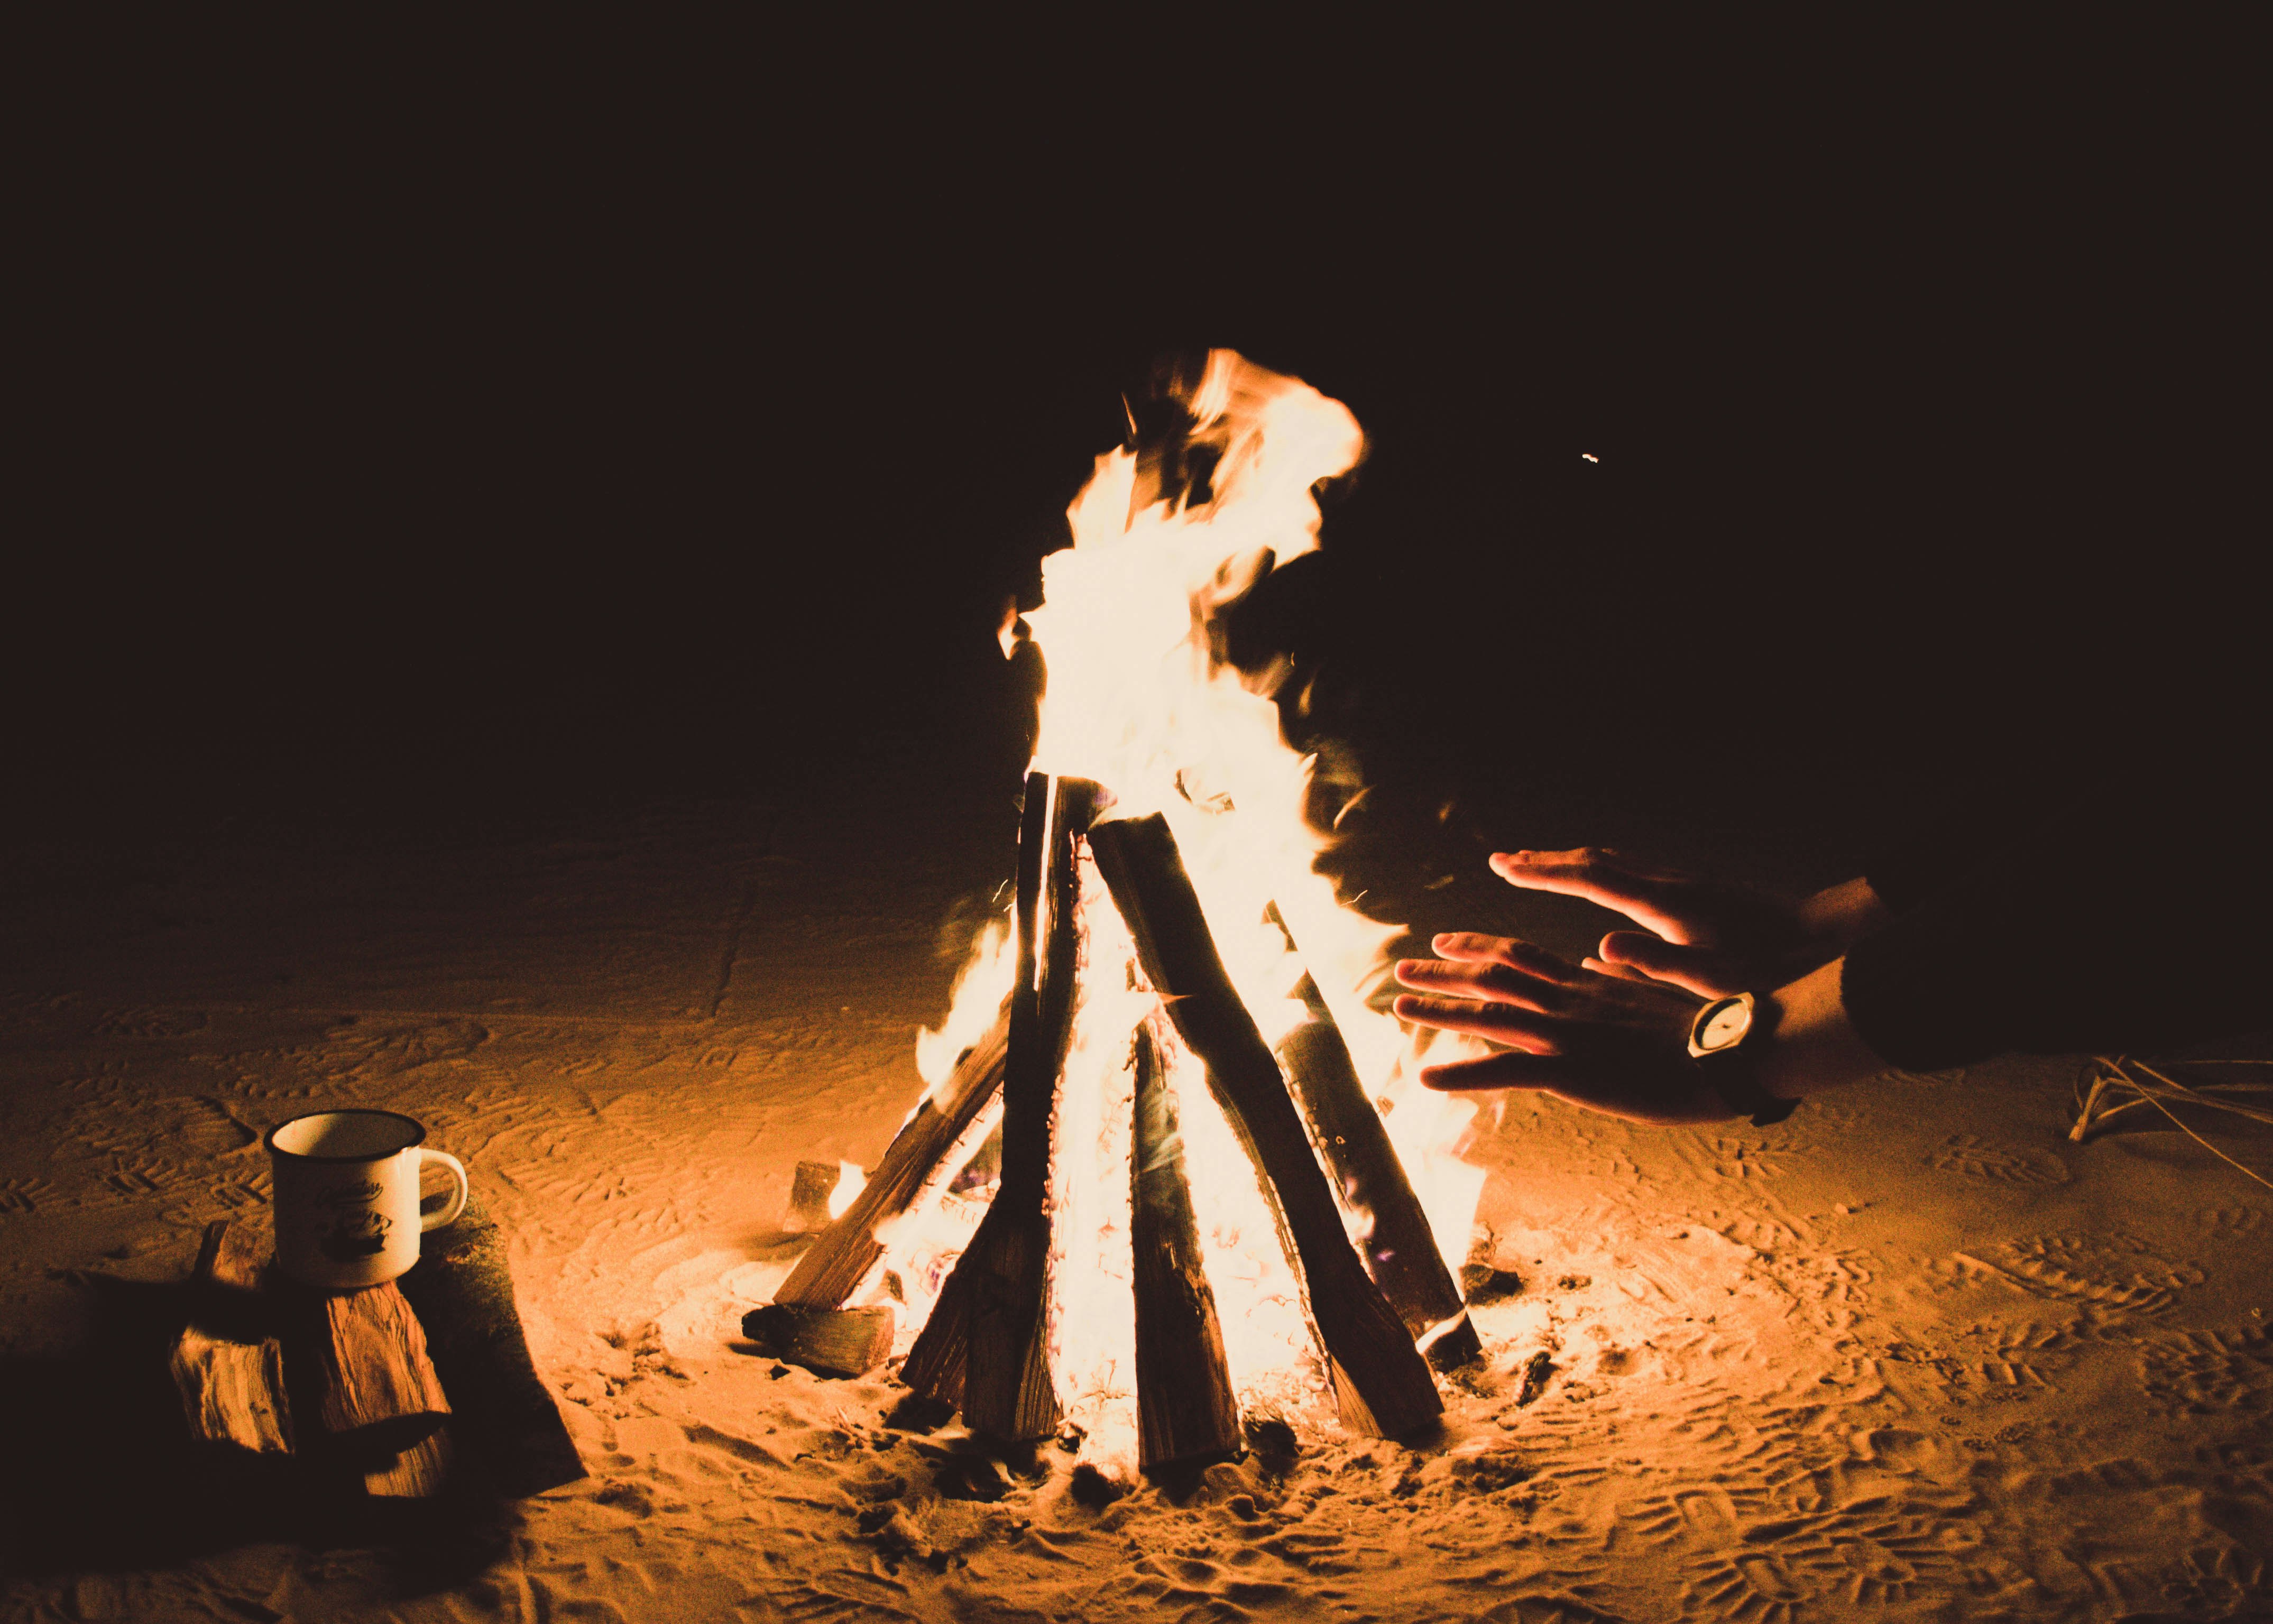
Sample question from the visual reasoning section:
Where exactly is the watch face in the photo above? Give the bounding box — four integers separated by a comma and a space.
1698, 1000, 1753, 1052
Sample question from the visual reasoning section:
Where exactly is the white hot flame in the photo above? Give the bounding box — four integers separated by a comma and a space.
826, 1160, 866, 1222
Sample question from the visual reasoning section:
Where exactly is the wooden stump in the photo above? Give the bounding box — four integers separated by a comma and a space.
741, 1304, 896, 1378
1130, 1022, 1243, 1474
1090, 814, 1442, 1439
307, 1281, 451, 1456
168, 1219, 293, 1454
171, 1327, 293, 1455
395, 1192, 586, 1498
365, 1427, 455, 1498
787, 1160, 847, 1234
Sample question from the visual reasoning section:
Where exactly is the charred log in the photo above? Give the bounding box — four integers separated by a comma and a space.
903, 773, 1101, 1441
1089, 814, 1442, 1438
741, 1304, 896, 1378
1130, 1022, 1243, 1474
1276, 977, 1481, 1372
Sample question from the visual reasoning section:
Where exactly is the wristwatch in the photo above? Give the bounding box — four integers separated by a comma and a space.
1686, 992, 1798, 1127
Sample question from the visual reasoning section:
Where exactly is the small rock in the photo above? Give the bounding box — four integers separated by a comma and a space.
1515, 1352, 1554, 1407
1460, 1263, 1524, 1305
933, 1456, 1010, 1502
882, 1394, 955, 1433
1069, 1462, 1128, 1509
1244, 1416, 1299, 1477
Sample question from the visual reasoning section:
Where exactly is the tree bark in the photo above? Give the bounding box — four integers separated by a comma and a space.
1130, 1021, 1243, 1474
772, 1003, 1011, 1309
1276, 977, 1481, 1371
1089, 813, 1441, 1438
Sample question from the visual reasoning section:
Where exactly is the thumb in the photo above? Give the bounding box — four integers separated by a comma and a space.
1597, 931, 1746, 998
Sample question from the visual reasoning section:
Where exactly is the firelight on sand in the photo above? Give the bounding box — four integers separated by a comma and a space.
875, 351, 1495, 1465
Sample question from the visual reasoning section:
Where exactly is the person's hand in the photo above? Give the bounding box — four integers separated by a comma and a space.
1487, 849, 1883, 997
1392, 933, 1738, 1124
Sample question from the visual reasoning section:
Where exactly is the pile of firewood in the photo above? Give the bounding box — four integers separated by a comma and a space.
168, 1204, 583, 1502
750, 772, 1480, 1475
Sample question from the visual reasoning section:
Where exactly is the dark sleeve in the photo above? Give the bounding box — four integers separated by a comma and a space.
1859, 774, 2050, 914
1842, 783, 2273, 1071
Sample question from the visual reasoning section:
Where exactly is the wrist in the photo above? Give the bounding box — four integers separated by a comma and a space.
1749, 957, 1890, 1101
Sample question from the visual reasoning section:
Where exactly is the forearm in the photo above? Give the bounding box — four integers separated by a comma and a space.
1796, 877, 1891, 957
1752, 957, 1890, 1100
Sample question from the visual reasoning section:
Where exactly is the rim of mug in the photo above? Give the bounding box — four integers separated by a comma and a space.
264, 1108, 428, 1163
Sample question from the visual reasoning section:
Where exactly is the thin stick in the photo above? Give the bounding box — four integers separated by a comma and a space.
775, 1003, 1011, 1308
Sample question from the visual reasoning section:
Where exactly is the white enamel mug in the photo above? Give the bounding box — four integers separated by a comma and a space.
265, 1109, 470, 1291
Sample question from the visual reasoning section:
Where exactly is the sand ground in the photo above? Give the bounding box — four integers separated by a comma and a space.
4, 739, 2271, 1624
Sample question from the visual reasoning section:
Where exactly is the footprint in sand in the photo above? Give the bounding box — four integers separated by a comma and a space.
93, 1007, 209, 1039
2138, 1324, 2273, 1415
1928, 1133, 2068, 1186
0, 1176, 56, 1215
321, 1017, 492, 1083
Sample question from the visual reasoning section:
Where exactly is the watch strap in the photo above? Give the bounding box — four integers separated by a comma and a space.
1689, 993, 1798, 1127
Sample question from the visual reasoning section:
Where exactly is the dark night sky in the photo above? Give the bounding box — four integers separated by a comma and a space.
14, 24, 2257, 859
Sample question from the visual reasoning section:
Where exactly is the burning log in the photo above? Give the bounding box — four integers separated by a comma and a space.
773, 1003, 1011, 1310
168, 1220, 293, 1454
1276, 976, 1482, 1372
901, 773, 1099, 1438
1130, 1021, 1243, 1474
1089, 813, 1442, 1438
741, 1303, 896, 1378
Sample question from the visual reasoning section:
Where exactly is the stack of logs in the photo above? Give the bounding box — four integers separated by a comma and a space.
168, 1207, 585, 1502
751, 771, 1480, 1475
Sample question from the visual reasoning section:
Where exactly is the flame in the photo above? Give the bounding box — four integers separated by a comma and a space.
826, 1160, 866, 1222
873, 350, 1489, 1455
914, 916, 1014, 1094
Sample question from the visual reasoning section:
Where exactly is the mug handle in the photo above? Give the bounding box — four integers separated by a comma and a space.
418, 1148, 470, 1232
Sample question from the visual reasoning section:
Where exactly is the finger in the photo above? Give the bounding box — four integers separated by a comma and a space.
1417, 1049, 1573, 1092
1581, 955, 1657, 984
1429, 932, 1590, 986
1423, 1051, 1735, 1124
1487, 849, 1694, 941
1499, 846, 1692, 883
1395, 957, 1569, 1012
1392, 993, 1565, 1051
1597, 931, 1744, 999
